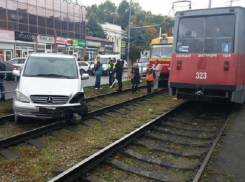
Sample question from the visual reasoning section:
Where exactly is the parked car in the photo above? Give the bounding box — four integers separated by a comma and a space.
7, 57, 26, 71
0, 60, 20, 80
78, 61, 89, 73
138, 57, 149, 77
13, 53, 89, 123
86, 60, 94, 66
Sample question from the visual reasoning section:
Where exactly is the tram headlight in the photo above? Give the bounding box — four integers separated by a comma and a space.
177, 60, 182, 70
224, 61, 229, 71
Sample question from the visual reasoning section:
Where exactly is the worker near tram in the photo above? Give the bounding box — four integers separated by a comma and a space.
108, 59, 115, 88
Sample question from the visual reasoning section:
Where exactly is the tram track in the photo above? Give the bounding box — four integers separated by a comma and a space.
0, 85, 147, 124
0, 85, 148, 140
0, 88, 167, 154
47, 101, 231, 182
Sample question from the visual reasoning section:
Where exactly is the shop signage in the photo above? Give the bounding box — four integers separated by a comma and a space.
38, 35, 55, 44
72, 39, 86, 48
15, 31, 34, 42
104, 44, 113, 50
0, 30, 15, 40
67, 39, 72, 45
55, 37, 67, 45
86, 41, 101, 48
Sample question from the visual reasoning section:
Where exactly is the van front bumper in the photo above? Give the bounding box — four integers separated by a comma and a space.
13, 100, 82, 119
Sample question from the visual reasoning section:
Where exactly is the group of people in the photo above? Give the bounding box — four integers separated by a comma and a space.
93, 56, 161, 94
94, 56, 124, 92
129, 59, 161, 94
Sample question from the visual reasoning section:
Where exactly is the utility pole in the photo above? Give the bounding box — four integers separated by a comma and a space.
127, 0, 132, 64
208, 0, 211, 8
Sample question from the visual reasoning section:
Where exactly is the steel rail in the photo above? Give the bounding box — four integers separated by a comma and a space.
0, 89, 166, 149
48, 101, 187, 182
0, 85, 147, 124
192, 111, 231, 182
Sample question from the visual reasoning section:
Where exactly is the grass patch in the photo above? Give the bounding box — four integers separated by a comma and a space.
0, 100, 13, 116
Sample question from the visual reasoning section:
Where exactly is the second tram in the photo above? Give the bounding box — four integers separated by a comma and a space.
150, 34, 173, 81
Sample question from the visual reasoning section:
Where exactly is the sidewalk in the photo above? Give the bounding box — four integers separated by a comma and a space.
201, 104, 245, 182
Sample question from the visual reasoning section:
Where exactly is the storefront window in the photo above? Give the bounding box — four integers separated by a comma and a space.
16, 45, 34, 58
0, 49, 13, 61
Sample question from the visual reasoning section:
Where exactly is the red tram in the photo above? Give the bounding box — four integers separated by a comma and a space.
169, 7, 245, 103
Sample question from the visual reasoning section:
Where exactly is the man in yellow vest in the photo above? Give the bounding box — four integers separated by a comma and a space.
108, 59, 115, 87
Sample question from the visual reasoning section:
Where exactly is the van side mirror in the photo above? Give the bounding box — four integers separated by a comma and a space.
81, 73, 89, 80
13, 69, 20, 77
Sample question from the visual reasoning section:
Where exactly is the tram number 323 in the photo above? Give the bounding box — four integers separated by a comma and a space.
196, 72, 207, 79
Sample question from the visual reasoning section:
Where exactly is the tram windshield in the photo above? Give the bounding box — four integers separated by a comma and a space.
151, 45, 172, 58
176, 15, 235, 53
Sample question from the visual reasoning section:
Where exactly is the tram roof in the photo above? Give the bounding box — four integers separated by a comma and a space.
175, 6, 245, 17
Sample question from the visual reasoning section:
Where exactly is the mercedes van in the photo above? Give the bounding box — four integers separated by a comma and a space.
13, 53, 89, 123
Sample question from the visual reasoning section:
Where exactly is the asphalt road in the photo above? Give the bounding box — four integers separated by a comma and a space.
3, 71, 130, 100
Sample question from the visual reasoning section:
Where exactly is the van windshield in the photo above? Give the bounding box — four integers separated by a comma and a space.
99, 58, 109, 64
23, 57, 78, 78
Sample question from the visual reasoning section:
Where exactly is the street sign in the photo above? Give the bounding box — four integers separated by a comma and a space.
121, 41, 126, 48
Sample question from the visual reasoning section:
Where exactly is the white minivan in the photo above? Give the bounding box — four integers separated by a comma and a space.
13, 53, 89, 123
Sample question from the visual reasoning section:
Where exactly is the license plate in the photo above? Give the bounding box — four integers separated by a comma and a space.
39, 108, 55, 114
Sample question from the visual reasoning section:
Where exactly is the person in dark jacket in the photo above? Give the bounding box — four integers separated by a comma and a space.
131, 64, 140, 93
94, 61, 102, 89
114, 59, 123, 92
0, 61, 6, 101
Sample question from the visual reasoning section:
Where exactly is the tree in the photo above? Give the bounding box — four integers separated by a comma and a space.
117, 0, 130, 30
86, 0, 117, 24
86, 16, 107, 38
127, 18, 150, 61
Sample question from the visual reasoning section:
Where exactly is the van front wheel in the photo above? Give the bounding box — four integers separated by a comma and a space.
15, 115, 25, 124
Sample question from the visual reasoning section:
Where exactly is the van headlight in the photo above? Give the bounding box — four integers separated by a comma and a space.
15, 91, 30, 103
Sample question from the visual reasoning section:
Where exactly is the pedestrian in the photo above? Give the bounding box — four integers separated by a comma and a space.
152, 59, 162, 91
145, 64, 154, 94
93, 56, 100, 75
114, 59, 123, 92
94, 61, 102, 90
131, 64, 140, 93
81, 57, 85, 61
108, 59, 115, 88
0, 60, 6, 101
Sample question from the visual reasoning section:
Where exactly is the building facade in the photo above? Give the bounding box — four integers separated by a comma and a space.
0, 0, 86, 61
100, 22, 125, 57
86, 35, 113, 60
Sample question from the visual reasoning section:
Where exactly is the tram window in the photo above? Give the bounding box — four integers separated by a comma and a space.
177, 15, 235, 53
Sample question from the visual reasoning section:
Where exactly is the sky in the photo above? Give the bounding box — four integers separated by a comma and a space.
80, 0, 245, 16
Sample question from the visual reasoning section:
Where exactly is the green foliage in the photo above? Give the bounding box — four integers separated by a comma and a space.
116, 0, 130, 30
85, 0, 175, 60
86, 16, 107, 38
